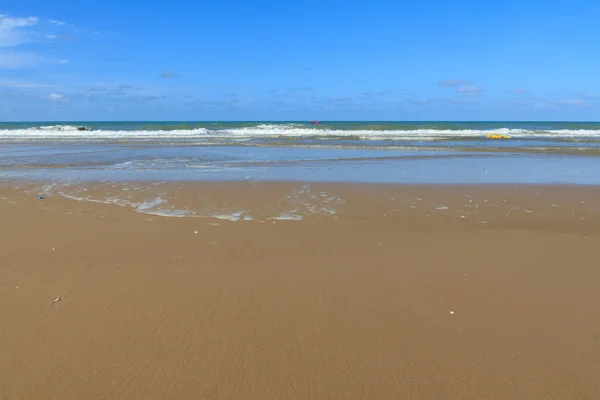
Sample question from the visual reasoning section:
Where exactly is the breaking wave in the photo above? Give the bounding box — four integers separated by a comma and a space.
2, 123, 600, 143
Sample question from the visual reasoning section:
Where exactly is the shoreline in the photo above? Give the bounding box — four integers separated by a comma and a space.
2, 151, 600, 185
2, 180, 599, 229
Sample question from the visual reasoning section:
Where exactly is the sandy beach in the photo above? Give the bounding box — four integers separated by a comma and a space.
1, 181, 599, 399
4, 0, 600, 397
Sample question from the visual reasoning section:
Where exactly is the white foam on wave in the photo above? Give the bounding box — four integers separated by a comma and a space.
0, 126, 211, 140
49, 184, 195, 218
144, 208, 194, 217
211, 211, 254, 221
276, 185, 344, 220
37, 125, 81, 131
269, 213, 303, 221
2, 124, 600, 141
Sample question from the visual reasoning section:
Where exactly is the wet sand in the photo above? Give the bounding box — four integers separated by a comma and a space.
1, 182, 600, 399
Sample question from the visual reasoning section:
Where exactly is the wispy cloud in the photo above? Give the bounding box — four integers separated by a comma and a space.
0, 49, 42, 68
533, 103, 557, 109
160, 71, 180, 79
0, 14, 39, 47
286, 86, 312, 92
0, 89, 25, 101
131, 94, 159, 102
0, 14, 74, 68
326, 97, 353, 103
44, 92, 67, 102
48, 19, 66, 26
87, 84, 137, 95
510, 88, 528, 95
278, 92, 296, 98
408, 99, 430, 106
437, 79, 470, 87
438, 79, 483, 97
457, 85, 484, 97
188, 98, 246, 109
268, 100, 296, 108
82, 82, 191, 99
360, 89, 400, 99
63, 82, 194, 108
533, 97, 590, 109
0, 78, 52, 88
556, 98, 587, 106
229, 100, 246, 108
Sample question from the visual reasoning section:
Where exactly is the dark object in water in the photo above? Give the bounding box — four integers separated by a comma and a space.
310, 121, 321, 124
76, 126, 87, 131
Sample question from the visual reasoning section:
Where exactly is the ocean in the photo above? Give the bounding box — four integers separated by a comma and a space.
1, 121, 599, 185
1, 121, 600, 150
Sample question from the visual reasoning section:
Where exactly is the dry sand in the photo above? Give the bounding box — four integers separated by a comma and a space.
1, 182, 600, 399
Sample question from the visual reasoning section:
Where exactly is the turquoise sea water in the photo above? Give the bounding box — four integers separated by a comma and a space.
0, 121, 599, 185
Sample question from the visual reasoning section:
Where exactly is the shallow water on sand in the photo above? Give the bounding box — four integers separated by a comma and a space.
3, 180, 599, 230
1, 143, 599, 185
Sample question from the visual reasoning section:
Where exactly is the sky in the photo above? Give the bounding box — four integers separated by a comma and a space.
1, 0, 599, 121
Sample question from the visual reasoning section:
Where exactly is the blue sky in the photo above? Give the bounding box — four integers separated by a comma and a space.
1, 0, 599, 121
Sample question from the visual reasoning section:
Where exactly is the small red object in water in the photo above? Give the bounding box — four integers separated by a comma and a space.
310, 121, 321, 124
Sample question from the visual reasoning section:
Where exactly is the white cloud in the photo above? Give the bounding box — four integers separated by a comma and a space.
57, 59, 69, 64
556, 99, 587, 106
438, 79, 470, 87
160, 71, 180, 79
457, 85, 484, 97
44, 92, 68, 101
534, 103, 557, 109
0, 49, 42, 68
409, 99, 429, 105
533, 99, 589, 109
0, 14, 73, 68
438, 80, 484, 96
510, 88, 528, 95
0, 14, 39, 47
360, 89, 399, 99
49, 20, 66, 26
326, 97, 353, 103
229, 100, 246, 108
0, 79, 51, 88
286, 86, 313, 91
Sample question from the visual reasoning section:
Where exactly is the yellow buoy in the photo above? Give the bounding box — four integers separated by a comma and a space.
487, 132, 510, 139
